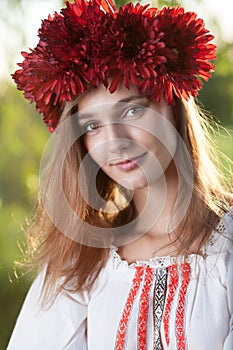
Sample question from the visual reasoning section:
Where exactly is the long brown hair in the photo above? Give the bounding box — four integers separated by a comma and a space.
21, 95, 232, 302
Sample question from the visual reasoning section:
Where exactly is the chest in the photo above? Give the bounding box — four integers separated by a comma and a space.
87, 263, 230, 350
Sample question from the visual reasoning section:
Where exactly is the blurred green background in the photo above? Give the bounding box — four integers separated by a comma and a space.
0, 0, 232, 349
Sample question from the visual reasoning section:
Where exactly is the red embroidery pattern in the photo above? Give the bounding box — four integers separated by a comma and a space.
176, 263, 191, 350
163, 264, 179, 346
138, 267, 154, 350
115, 266, 144, 350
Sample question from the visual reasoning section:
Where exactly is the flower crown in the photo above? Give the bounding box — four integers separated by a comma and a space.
12, 0, 216, 132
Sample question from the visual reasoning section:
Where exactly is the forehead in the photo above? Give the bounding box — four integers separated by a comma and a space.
78, 83, 141, 112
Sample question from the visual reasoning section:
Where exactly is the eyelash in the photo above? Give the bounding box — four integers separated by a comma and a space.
84, 121, 103, 133
122, 105, 145, 119
82, 103, 147, 134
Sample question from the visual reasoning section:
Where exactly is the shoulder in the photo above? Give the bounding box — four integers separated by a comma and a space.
216, 207, 233, 237
203, 207, 233, 254
216, 207, 233, 251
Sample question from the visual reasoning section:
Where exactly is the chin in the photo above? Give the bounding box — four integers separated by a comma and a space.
116, 174, 149, 191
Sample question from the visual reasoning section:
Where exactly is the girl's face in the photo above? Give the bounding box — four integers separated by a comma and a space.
77, 84, 177, 190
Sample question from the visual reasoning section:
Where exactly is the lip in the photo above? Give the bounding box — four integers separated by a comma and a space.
110, 152, 146, 171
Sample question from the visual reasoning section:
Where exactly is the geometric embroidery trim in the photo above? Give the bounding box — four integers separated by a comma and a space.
163, 264, 179, 347
153, 267, 168, 350
137, 267, 154, 350
175, 263, 191, 350
115, 266, 145, 350
115, 262, 191, 350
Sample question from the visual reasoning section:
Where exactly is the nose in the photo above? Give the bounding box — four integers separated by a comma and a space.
105, 123, 130, 154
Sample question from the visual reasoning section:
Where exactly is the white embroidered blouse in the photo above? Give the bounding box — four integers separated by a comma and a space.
7, 209, 233, 350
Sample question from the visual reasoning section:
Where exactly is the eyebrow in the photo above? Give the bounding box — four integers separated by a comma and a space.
77, 95, 147, 120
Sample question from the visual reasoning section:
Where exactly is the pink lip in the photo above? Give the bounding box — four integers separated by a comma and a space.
111, 153, 146, 171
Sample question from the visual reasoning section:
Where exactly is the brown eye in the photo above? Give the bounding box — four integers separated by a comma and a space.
124, 105, 145, 119
85, 121, 102, 133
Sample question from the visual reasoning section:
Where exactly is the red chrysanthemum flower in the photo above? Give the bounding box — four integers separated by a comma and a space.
12, 0, 115, 131
104, 2, 166, 93
13, 12, 85, 131
62, 0, 114, 85
152, 7, 216, 104
12, 1, 216, 132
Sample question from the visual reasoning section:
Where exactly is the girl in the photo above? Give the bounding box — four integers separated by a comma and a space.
8, 0, 233, 349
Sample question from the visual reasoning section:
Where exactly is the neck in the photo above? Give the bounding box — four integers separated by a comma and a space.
118, 161, 182, 262
133, 161, 179, 235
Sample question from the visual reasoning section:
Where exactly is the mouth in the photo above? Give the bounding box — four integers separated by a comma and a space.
110, 152, 147, 171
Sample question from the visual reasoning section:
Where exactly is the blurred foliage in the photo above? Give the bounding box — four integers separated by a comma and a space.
199, 42, 233, 126
0, 0, 232, 349
0, 85, 49, 348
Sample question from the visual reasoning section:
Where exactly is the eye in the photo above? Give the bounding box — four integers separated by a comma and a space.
84, 120, 103, 133
123, 105, 145, 119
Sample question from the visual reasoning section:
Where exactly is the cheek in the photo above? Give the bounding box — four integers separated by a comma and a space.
83, 136, 93, 153
83, 136, 106, 167
145, 116, 177, 159
133, 122, 177, 172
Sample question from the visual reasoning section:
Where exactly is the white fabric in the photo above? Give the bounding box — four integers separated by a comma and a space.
7, 209, 233, 350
